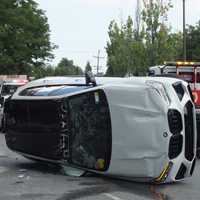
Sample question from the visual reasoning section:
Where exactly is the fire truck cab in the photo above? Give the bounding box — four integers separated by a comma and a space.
149, 61, 200, 158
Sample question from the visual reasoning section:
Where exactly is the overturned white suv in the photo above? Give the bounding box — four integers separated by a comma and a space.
4, 75, 196, 183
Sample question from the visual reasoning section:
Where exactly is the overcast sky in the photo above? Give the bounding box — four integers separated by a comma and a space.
35, 0, 200, 72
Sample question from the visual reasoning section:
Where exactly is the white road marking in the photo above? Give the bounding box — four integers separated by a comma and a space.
104, 193, 123, 200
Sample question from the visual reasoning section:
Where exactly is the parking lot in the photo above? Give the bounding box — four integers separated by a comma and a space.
0, 132, 199, 200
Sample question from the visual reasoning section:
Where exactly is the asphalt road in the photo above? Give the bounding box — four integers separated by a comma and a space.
0, 133, 200, 200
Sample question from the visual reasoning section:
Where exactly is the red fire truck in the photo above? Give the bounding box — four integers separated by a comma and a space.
149, 61, 200, 158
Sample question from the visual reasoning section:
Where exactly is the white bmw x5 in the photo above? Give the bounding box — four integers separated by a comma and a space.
4, 76, 196, 183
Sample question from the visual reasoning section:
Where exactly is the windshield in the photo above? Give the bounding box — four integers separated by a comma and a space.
1, 84, 20, 96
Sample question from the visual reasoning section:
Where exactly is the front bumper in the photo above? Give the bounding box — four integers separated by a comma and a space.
158, 101, 196, 183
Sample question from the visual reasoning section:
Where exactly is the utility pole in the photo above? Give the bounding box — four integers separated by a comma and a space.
93, 50, 104, 75
183, 0, 187, 61
135, 0, 141, 39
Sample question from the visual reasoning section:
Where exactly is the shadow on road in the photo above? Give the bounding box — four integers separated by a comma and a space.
11, 159, 177, 200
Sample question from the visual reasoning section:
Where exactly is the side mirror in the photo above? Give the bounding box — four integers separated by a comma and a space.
85, 72, 97, 87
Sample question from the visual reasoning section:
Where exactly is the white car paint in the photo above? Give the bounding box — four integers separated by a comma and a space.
5, 76, 197, 183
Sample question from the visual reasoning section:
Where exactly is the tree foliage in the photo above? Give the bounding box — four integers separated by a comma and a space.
30, 57, 84, 79
0, 0, 56, 74
186, 21, 200, 61
106, 0, 183, 76
142, 0, 173, 65
54, 58, 83, 76
106, 17, 146, 76
31, 65, 55, 79
142, 0, 172, 44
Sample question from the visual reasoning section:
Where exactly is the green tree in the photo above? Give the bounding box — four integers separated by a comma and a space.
105, 65, 114, 76
106, 20, 126, 76
85, 61, 92, 73
74, 66, 83, 75
106, 17, 146, 76
31, 66, 46, 78
152, 24, 183, 63
0, 0, 56, 74
105, 0, 183, 77
55, 58, 83, 76
142, 0, 172, 66
186, 21, 200, 61
45, 65, 55, 77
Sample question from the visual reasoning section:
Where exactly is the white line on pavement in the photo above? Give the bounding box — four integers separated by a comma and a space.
104, 193, 123, 200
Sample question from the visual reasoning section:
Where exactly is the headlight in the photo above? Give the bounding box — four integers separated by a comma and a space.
146, 80, 171, 105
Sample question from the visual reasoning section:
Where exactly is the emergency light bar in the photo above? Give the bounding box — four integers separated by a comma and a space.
4, 79, 28, 84
164, 61, 200, 66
